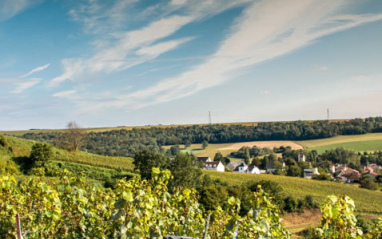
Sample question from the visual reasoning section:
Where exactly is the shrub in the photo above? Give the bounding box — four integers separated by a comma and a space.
0, 135, 8, 147
360, 177, 378, 190
284, 195, 299, 212
30, 143, 53, 165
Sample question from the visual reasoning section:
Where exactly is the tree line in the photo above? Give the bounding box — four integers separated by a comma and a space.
20, 117, 382, 157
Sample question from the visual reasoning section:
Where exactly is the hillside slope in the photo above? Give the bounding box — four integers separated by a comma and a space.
206, 170, 382, 214
0, 135, 135, 172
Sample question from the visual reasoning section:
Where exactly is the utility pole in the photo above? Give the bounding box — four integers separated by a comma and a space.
327, 108, 330, 121
209, 111, 212, 125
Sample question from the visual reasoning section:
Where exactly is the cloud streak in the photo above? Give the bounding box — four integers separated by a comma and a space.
0, 0, 42, 22
52, 90, 77, 98
50, 0, 251, 87
21, 63, 50, 78
12, 78, 41, 94
97, 0, 382, 110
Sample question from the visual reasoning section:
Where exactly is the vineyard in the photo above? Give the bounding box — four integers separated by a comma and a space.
1, 169, 382, 238
0, 168, 291, 238
206, 171, 382, 214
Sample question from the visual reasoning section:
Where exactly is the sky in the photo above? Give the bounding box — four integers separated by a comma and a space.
1, 0, 382, 130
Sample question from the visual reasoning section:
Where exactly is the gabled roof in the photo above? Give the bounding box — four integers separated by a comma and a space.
204, 161, 221, 168
197, 157, 210, 163
227, 161, 246, 171
247, 165, 259, 172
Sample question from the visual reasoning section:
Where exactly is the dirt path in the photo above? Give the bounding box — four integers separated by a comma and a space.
219, 141, 304, 150
282, 209, 321, 238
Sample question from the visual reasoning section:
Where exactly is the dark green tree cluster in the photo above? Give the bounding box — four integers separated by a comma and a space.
30, 142, 53, 165
21, 117, 382, 157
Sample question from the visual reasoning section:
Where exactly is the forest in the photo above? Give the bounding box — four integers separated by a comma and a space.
19, 117, 382, 157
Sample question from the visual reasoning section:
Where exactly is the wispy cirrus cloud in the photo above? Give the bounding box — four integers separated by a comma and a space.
52, 90, 76, 98
12, 78, 41, 94
0, 0, 42, 22
91, 0, 382, 110
21, 63, 50, 78
5, 64, 49, 94
50, 0, 251, 87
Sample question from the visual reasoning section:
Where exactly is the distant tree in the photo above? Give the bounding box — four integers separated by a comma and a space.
360, 176, 378, 190
184, 140, 192, 148
169, 145, 181, 156
168, 153, 202, 189
133, 149, 170, 180
251, 157, 262, 167
243, 147, 250, 165
30, 143, 53, 165
63, 121, 86, 152
202, 140, 208, 149
213, 152, 223, 162
287, 165, 302, 177
376, 175, 382, 186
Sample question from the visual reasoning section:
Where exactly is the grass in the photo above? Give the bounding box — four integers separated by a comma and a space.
51, 150, 135, 172
205, 170, 382, 214
45, 160, 138, 182
297, 133, 382, 148
1, 135, 135, 172
164, 143, 236, 159
309, 140, 382, 154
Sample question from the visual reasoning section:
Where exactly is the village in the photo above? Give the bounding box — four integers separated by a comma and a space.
199, 154, 382, 182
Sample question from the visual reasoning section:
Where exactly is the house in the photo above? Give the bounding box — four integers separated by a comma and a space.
197, 157, 212, 163
363, 163, 382, 173
298, 154, 306, 162
329, 164, 336, 173
227, 161, 248, 173
344, 169, 361, 182
266, 161, 285, 173
334, 167, 361, 183
335, 164, 347, 172
246, 165, 260, 174
204, 161, 225, 172
303, 168, 320, 179
362, 167, 379, 179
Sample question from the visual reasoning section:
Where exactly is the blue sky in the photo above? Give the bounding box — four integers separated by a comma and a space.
1, 0, 382, 130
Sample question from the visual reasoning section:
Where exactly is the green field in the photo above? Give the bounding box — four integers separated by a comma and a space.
309, 140, 382, 153
295, 133, 382, 153
0, 135, 135, 172
205, 170, 382, 214
297, 133, 382, 148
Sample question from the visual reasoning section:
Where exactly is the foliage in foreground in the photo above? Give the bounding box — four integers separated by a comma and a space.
0, 168, 291, 238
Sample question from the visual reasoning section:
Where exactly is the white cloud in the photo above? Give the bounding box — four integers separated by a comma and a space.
261, 90, 271, 95
171, 0, 188, 6
49, 15, 194, 87
52, 90, 76, 98
21, 63, 50, 78
135, 37, 194, 56
12, 78, 41, 94
0, 0, 41, 22
101, 0, 382, 110
320, 66, 328, 71
50, 0, 253, 87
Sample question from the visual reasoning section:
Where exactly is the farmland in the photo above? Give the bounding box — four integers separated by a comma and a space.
296, 133, 382, 153
1, 135, 135, 172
